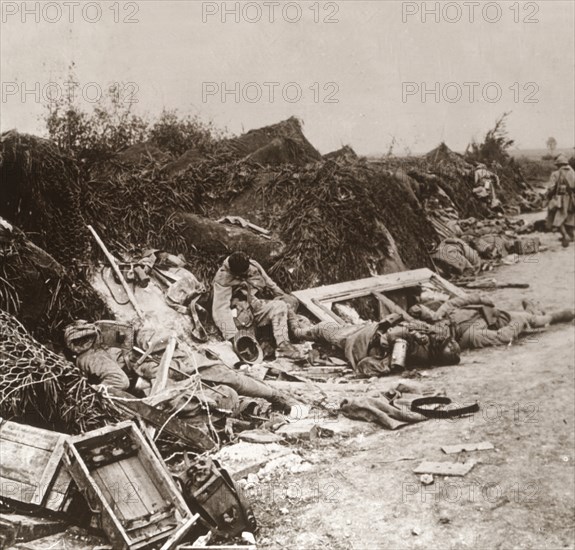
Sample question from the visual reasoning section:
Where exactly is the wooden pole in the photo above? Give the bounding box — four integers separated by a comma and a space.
150, 336, 177, 396
87, 225, 144, 319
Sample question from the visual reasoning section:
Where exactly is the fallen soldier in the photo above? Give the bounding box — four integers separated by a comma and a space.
63, 320, 296, 413
212, 251, 302, 359
293, 316, 461, 376
409, 294, 575, 349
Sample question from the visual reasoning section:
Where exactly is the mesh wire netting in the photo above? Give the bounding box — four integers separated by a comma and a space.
0, 309, 121, 433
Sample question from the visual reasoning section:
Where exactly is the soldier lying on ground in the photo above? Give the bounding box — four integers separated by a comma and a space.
63, 320, 297, 413
212, 252, 302, 359
293, 317, 461, 377
408, 293, 575, 349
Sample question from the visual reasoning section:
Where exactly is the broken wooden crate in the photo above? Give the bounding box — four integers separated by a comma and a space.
0, 418, 72, 512
63, 421, 197, 549
292, 268, 466, 324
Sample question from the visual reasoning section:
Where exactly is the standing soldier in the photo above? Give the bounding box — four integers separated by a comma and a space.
546, 154, 575, 247
473, 163, 502, 211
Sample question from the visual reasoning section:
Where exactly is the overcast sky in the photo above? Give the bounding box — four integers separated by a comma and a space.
1, 0, 574, 154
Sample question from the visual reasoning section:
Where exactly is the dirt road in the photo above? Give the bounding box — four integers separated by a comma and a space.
252, 221, 575, 550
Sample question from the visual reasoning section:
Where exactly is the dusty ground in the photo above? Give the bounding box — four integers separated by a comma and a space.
251, 217, 575, 550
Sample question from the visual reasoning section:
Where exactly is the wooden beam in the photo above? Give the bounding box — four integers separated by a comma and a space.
429, 273, 467, 298
371, 292, 414, 321
310, 298, 344, 324
87, 225, 144, 319
150, 337, 177, 396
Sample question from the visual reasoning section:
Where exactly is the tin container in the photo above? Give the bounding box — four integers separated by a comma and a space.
391, 338, 408, 369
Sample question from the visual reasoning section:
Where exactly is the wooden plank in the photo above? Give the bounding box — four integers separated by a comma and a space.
129, 425, 191, 517
158, 515, 198, 550
0, 421, 69, 507
413, 461, 476, 476
120, 456, 166, 515
92, 466, 129, 521
0, 422, 62, 451
0, 513, 65, 546
44, 465, 72, 512
147, 337, 177, 439
64, 441, 131, 549
293, 268, 434, 303
1, 441, 53, 485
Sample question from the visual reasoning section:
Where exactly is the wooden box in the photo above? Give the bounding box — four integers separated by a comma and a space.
0, 419, 72, 512
63, 422, 196, 550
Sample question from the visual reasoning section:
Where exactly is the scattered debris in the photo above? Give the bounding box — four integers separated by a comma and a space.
441, 442, 495, 454
420, 474, 434, 485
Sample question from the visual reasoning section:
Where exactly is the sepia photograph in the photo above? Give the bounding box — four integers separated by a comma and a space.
0, 1, 574, 548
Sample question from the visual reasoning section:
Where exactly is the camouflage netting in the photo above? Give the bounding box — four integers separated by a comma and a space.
0, 217, 110, 346
0, 130, 90, 267
373, 144, 488, 219
248, 160, 437, 289
0, 309, 121, 433
372, 142, 539, 218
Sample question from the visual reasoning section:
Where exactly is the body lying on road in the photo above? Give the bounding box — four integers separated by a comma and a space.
409, 293, 574, 350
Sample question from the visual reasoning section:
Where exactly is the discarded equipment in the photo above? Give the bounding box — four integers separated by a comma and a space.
176, 455, 257, 537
